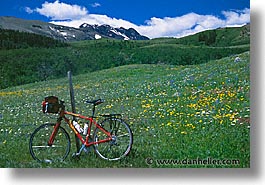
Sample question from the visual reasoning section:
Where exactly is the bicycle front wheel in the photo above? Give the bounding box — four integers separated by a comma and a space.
93, 118, 133, 161
29, 123, 71, 163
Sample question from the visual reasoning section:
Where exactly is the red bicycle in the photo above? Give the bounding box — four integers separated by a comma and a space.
29, 96, 133, 163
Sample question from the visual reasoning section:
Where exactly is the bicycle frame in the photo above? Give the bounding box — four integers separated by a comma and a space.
48, 109, 112, 152
29, 98, 133, 162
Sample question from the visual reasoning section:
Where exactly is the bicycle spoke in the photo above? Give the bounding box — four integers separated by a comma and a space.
116, 133, 130, 138
32, 145, 64, 148
93, 118, 133, 160
29, 123, 71, 162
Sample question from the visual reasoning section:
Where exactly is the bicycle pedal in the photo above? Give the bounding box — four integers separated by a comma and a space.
71, 152, 80, 159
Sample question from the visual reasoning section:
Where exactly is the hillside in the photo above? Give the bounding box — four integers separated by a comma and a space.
0, 52, 250, 167
152, 24, 250, 46
0, 24, 249, 89
178, 24, 250, 46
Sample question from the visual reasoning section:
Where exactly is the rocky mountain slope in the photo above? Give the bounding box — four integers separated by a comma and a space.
0, 16, 149, 41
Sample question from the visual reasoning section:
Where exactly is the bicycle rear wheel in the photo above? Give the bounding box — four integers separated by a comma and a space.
29, 123, 71, 163
93, 118, 133, 161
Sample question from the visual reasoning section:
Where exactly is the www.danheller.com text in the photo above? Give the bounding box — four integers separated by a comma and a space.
145, 157, 240, 166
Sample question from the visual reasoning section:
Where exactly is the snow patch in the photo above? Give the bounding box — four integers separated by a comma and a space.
110, 29, 130, 40
60, 32, 68, 36
49, 26, 56, 32
95, 34, 102, 39
83, 23, 88, 27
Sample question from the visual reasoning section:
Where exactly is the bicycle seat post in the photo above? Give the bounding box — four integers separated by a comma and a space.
85, 99, 104, 118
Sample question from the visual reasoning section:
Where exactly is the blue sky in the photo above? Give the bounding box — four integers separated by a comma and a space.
0, 0, 250, 38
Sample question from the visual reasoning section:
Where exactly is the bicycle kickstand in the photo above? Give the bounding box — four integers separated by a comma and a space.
71, 144, 92, 159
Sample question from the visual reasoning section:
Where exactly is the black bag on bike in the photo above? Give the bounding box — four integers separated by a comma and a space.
42, 96, 60, 114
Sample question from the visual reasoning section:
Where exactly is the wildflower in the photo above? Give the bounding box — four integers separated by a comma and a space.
142, 104, 151, 108
106, 104, 113, 109
169, 111, 174, 116
167, 122, 172, 127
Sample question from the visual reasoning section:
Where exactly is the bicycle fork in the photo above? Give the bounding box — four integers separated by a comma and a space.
47, 117, 65, 146
48, 123, 60, 146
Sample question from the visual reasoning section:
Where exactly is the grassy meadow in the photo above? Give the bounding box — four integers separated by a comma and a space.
0, 51, 250, 168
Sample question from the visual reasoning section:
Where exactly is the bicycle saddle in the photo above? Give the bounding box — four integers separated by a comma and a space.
85, 99, 104, 106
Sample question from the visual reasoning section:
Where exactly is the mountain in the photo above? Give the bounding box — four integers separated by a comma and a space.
79, 23, 149, 40
0, 16, 149, 41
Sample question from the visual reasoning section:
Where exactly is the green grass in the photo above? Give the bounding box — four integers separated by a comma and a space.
0, 51, 250, 168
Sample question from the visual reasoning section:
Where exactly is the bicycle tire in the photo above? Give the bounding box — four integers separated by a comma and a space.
93, 118, 133, 161
29, 123, 71, 163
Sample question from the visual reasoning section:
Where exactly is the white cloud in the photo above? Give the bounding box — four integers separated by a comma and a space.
137, 13, 205, 38
25, 7, 34, 14
91, 3, 101, 8
50, 14, 137, 29
29, 1, 250, 38
137, 9, 249, 38
35, 0, 88, 20
222, 8, 250, 26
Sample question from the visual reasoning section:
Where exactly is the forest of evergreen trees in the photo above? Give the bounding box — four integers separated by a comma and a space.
0, 29, 67, 49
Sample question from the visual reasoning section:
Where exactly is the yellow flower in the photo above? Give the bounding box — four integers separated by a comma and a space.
106, 104, 113, 109
142, 104, 151, 108
167, 122, 172, 126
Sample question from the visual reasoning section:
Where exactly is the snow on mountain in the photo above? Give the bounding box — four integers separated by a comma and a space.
79, 23, 149, 40
110, 28, 130, 40
0, 16, 149, 41
95, 34, 101, 39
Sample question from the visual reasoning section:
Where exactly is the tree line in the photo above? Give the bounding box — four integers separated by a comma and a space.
0, 29, 67, 49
